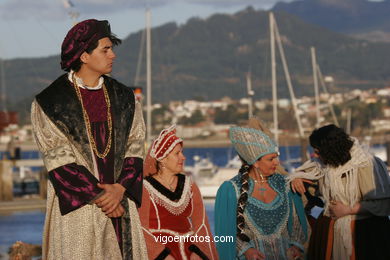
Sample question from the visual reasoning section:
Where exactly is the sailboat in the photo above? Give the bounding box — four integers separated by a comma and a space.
268, 12, 312, 166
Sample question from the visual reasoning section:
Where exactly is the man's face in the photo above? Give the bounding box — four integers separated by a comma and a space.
82, 37, 116, 75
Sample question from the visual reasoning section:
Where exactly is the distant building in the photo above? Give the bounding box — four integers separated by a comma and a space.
383, 107, 390, 118
371, 119, 390, 133
377, 88, 390, 97
0, 111, 18, 132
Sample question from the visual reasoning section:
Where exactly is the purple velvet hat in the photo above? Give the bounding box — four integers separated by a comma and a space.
60, 19, 111, 71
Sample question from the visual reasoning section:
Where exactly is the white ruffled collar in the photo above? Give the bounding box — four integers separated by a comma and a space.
68, 70, 104, 90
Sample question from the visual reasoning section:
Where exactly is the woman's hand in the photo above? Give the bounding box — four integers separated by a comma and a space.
291, 178, 313, 194
244, 248, 265, 260
287, 245, 302, 260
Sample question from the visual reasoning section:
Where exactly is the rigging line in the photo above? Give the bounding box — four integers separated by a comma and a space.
272, 13, 304, 138
5, 20, 40, 79
134, 27, 146, 86
34, 17, 62, 43
260, 15, 271, 101
132, 0, 150, 87
0, 40, 10, 124
0, 57, 8, 119
316, 64, 339, 126
152, 18, 170, 103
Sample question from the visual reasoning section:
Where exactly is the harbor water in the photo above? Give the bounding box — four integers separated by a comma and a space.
0, 145, 303, 257
1, 144, 385, 257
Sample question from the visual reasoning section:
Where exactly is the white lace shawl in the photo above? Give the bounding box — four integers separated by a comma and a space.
287, 139, 372, 259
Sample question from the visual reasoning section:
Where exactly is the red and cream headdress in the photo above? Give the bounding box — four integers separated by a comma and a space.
150, 125, 183, 161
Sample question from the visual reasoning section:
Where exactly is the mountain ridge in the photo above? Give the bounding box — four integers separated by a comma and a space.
3, 7, 390, 122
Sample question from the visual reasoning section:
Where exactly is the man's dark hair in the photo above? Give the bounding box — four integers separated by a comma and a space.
71, 34, 121, 72
61, 19, 122, 72
309, 124, 354, 167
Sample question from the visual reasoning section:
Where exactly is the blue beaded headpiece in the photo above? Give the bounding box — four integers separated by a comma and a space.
229, 126, 278, 165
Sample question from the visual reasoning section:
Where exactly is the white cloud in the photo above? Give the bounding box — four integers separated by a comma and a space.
0, 0, 66, 20
0, 0, 285, 21
185, 0, 286, 8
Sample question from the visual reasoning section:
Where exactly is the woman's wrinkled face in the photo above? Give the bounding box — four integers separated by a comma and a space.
160, 144, 186, 174
253, 153, 279, 176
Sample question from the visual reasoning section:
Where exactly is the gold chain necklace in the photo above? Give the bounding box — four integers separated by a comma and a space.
72, 73, 112, 158
155, 174, 176, 191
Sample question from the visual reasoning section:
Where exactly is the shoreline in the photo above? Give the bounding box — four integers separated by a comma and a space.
0, 197, 46, 214
1, 135, 390, 150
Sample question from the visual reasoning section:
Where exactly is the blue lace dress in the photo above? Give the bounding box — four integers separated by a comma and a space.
214, 173, 309, 260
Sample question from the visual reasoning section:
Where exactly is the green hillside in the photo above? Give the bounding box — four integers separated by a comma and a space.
3, 7, 390, 120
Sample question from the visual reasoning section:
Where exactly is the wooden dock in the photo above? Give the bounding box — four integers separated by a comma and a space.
0, 197, 45, 213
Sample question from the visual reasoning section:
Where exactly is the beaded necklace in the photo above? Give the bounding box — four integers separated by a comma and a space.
72, 73, 113, 158
254, 169, 268, 195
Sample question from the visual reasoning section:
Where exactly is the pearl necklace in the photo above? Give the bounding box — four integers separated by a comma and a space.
254, 174, 268, 183
72, 73, 113, 158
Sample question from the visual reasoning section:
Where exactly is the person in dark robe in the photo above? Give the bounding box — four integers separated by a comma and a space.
31, 19, 147, 260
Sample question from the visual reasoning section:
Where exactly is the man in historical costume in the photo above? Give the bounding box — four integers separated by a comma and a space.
289, 124, 390, 260
31, 19, 147, 259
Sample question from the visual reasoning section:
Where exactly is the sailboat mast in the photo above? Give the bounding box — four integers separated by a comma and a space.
272, 14, 305, 138
134, 28, 146, 86
346, 108, 352, 134
316, 65, 339, 126
270, 12, 278, 144
246, 71, 254, 119
311, 47, 320, 128
146, 9, 152, 144
0, 58, 8, 124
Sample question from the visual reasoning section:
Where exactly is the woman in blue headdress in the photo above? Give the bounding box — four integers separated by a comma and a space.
214, 118, 309, 260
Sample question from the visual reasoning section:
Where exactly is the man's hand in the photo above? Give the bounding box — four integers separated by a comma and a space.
106, 204, 125, 218
94, 183, 125, 215
291, 178, 314, 194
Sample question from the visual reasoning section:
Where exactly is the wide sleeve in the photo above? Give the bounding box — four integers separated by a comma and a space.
31, 100, 80, 171
214, 181, 238, 260
138, 186, 169, 259
287, 191, 310, 252
190, 182, 218, 260
286, 160, 325, 183
117, 157, 143, 207
31, 100, 103, 215
358, 156, 390, 216
124, 99, 145, 159
117, 99, 145, 206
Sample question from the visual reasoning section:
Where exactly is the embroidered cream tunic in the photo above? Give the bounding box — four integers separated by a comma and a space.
31, 99, 147, 260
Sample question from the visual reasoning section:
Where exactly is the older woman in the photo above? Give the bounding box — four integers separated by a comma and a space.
139, 125, 218, 260
214, 118, 309, 260
289, 124, 390, 260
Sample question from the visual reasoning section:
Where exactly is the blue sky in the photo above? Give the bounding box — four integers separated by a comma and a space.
0, 0, 291, 59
